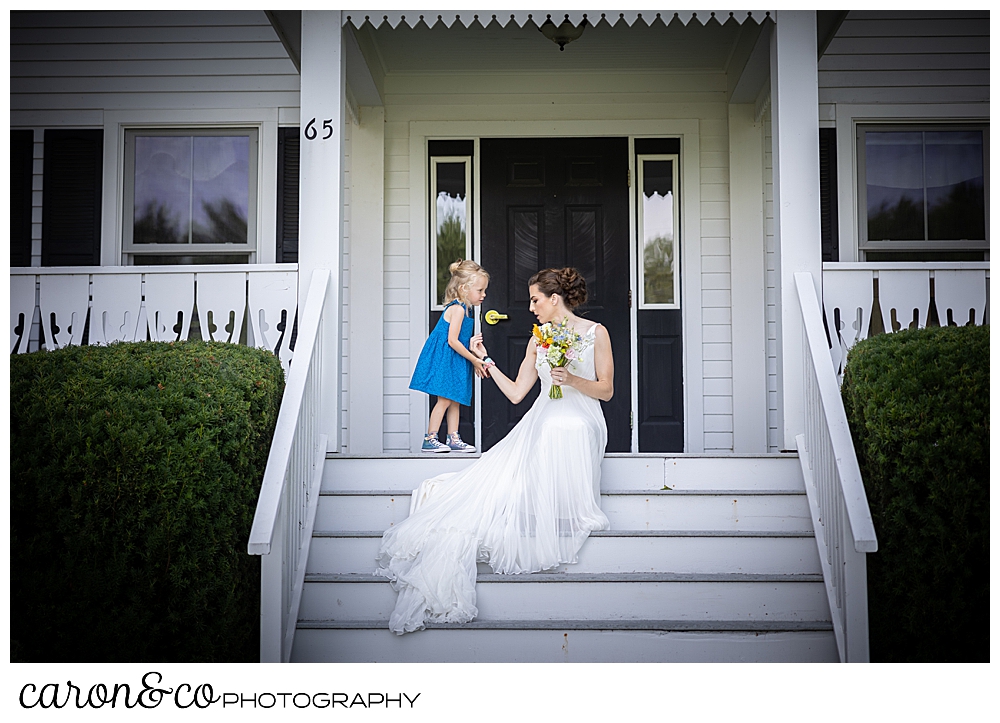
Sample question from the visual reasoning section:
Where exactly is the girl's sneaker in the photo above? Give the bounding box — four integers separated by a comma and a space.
447, 433, 476, 453
421, 434, 450, 453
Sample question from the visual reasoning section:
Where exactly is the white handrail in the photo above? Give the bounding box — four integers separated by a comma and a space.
247, 267, 330, 663
794, 271, 878, 663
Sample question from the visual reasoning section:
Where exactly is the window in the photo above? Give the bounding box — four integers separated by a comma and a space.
857, 125, 988, 260
637, 154, 680, 308
429, 154, 472, 309
123, 128, 258, 264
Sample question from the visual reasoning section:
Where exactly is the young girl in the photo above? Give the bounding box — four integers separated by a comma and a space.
409, 259, 490, 452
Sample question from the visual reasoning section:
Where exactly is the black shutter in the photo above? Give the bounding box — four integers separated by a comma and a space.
276, 127, 300, 263
11, 130, 34, 267
42, 129, 103, 266
819, 128, 839, 263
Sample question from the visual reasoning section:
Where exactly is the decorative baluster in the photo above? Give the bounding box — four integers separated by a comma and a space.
91, 274, 142, 344
144, 272, 195, 342
10, 275, 38, 354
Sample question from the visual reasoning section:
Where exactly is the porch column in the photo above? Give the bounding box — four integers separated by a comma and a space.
728, 103, 768, 453
347, 105, 385, 454
299, 11, 346, 452
770, 11, 822, 450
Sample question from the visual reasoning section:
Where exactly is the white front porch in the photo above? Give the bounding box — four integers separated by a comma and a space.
11, 9, 989, 664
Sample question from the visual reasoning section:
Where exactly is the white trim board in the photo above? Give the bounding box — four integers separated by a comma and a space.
103, 107, 282, 266
407, 119, 704, 453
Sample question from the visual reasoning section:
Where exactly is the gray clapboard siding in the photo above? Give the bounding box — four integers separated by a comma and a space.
763, 108, 778, 453
10, 42, 294, 62
31, 131, 43, 267
10, 10, 298, 113
700, 117, 734, 451
819, 11, 989, 105
341, 116, 353, 453
383, 120, 412, 451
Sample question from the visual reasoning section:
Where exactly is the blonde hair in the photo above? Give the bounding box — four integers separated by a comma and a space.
444, 259, 489, 305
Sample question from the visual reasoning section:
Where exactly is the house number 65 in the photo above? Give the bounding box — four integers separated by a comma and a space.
303, 118, 334, 141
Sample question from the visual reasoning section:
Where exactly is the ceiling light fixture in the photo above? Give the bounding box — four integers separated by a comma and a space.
539, 17, 586, 51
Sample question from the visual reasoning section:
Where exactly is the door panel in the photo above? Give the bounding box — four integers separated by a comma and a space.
635, 138, 684, 452
480, 137, 631, 452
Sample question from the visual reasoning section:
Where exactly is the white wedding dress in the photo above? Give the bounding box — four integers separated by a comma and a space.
375, 323, 610, 634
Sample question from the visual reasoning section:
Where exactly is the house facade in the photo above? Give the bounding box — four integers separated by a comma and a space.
10, 9, 989, 662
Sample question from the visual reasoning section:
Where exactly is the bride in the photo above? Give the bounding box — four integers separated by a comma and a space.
374, 267, 614, 634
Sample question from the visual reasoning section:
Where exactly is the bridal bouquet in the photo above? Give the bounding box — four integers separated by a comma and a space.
532, 318, 594, 399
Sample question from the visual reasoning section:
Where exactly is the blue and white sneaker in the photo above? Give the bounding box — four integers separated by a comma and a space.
421, 434, 450, 453
447, 433, 476, 453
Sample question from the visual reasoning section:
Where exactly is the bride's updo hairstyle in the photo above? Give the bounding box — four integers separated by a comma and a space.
528, 267, 588, 310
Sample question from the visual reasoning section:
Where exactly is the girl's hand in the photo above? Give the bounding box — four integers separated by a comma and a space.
550, 367, 576, 387
472, 356, 489, 378
470, 334, 488, 359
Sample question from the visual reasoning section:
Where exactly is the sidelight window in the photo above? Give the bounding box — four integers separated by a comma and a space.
429, 156, 472, 308
637, 154, 680, 308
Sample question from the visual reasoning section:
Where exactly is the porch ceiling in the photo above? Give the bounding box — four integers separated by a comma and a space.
355, 15, 766, 75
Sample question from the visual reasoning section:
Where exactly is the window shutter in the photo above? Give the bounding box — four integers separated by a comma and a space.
819, 128, 839, 263
42, 129, 103, 266
276, 127, 300, 263
11, 130, 34, 267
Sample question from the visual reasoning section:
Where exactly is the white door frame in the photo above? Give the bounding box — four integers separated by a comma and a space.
407, 119, 704, 454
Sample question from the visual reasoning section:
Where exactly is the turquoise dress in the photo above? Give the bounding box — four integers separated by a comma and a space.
409, 300, 474, 406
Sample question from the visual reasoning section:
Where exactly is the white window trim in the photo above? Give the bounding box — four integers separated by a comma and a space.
102, 109, 280, 266
833, 103, 990, 263
636, 153, 681, 309
428, 155, 473, 311
122, 127, 260, 263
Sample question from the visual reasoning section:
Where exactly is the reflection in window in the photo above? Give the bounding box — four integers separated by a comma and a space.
864, 129, 985, 244
639, 156, 679, 307
124, 128, 257, 264
133, 135, 250, 245
431, 158, 471, 307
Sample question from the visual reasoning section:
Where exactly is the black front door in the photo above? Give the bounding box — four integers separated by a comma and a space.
480, 137, 631, 452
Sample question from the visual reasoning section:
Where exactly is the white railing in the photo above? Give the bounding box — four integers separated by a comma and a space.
9, 264, 298, 372
822, 262, 989, 380
795, 271, 878, 663
247, 268, 329, 663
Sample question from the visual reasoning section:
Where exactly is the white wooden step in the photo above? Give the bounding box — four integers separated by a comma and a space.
297, 573, 832, 623
305, 531, 823, 576
315, 490, 812, 533
321, 455, 804, 493
291, 625, 839, 663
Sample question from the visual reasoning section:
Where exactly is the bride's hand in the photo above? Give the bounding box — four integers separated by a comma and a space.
550, 367, 575, 387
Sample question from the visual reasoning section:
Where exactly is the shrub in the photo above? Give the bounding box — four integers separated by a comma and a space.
841, 325, 989, 662
11, 341, 284, 662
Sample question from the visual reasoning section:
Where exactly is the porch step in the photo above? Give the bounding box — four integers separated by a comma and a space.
290, 624, 838, 663
296, 454, 834, 662
315, 489, 812, 532
306, 530, 822, 576
297, 572, 831, 622
321, 454, 805, 493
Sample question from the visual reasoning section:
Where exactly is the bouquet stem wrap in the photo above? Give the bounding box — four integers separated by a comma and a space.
532, 319, 593, 400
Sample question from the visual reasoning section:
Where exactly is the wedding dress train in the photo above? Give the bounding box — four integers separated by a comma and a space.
374, 323, 610, 634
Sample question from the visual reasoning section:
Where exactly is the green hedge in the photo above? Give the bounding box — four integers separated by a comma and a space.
841, 325, 989, 662
11, 341, 284, 662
